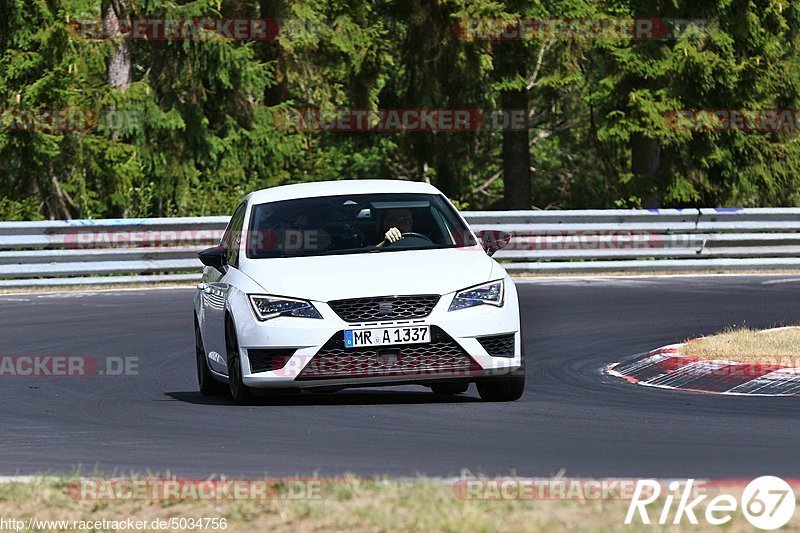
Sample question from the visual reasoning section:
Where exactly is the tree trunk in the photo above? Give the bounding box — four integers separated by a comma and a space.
49, 173, 73, 220
501, 88, 531, 209
631, 133, 660, 177
260, 0, 285, 106
105, 0, 131, 92
631, 133, 662, 207
0, 3, 9, 51
29, 179, 50, 220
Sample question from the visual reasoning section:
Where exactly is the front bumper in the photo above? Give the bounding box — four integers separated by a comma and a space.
232, 285, 522, 389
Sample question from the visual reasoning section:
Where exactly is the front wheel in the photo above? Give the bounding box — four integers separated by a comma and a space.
476, 355, 526, 402
476, 374, 525, 402
226, 317, 256, 405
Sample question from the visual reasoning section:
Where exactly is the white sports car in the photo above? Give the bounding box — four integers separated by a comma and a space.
194, 180, 524, 404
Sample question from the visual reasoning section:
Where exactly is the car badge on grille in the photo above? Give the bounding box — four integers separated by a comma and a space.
379, 351, 399, 367
378, 302, 394, 315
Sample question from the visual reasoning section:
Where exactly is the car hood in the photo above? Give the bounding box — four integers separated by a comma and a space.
240, 247, 496, 301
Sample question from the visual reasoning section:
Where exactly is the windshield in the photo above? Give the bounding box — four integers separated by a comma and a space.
246, 193, 477, 259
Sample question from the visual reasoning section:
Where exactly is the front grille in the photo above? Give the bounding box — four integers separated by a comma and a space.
478, 333, 515, 358
247, 348, 295, 373
297, 326, 480, 380
328, 295, 440, 323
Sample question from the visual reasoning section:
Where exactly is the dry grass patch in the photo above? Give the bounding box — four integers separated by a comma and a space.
682, 326, 800, 364
0, 476, 792, 532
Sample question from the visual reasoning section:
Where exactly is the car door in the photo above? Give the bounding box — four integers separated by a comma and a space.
201, 201, 247, 374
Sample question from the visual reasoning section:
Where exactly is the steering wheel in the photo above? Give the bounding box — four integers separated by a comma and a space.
386, 232, 434, 248
401, 232, 433, 242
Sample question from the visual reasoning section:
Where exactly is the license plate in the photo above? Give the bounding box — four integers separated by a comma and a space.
344, 326, 430, 348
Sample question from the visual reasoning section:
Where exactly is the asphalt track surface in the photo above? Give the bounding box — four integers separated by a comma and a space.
1, 275, 799, 478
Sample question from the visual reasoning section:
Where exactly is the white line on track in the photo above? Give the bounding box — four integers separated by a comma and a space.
761, 278, 800, 285
0, 286, 193, 299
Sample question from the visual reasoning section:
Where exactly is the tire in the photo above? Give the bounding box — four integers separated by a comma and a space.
430, 382, 469, 395
476, 341, 526, 402
476, 374, 525, 402
195, 316, 226, 396
225, 316, 256, 405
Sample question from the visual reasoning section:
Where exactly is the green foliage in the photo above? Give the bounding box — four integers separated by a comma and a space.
1, 0, 799, 220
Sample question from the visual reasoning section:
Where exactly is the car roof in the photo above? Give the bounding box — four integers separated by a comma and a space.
246, 179, 442, 205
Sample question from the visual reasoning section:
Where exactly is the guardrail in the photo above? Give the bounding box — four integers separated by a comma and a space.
0, 208, 798, 287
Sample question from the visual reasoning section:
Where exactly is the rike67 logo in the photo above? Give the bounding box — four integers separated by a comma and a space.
626, 476, 796, 530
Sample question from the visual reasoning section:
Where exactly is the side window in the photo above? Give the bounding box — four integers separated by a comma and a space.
221, 202, 247, 268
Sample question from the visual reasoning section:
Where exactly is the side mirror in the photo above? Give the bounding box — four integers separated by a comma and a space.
198, 245, 228, 274
478, 230, 512, 257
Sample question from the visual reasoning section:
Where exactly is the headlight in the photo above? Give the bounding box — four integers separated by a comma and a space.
249, 295, 323, 321
448, 280, 504, 311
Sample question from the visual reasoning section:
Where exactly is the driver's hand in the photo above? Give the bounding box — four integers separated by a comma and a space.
384, 227, 403, 243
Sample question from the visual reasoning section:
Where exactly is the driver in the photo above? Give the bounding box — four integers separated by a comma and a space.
376, 208, 413, 247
